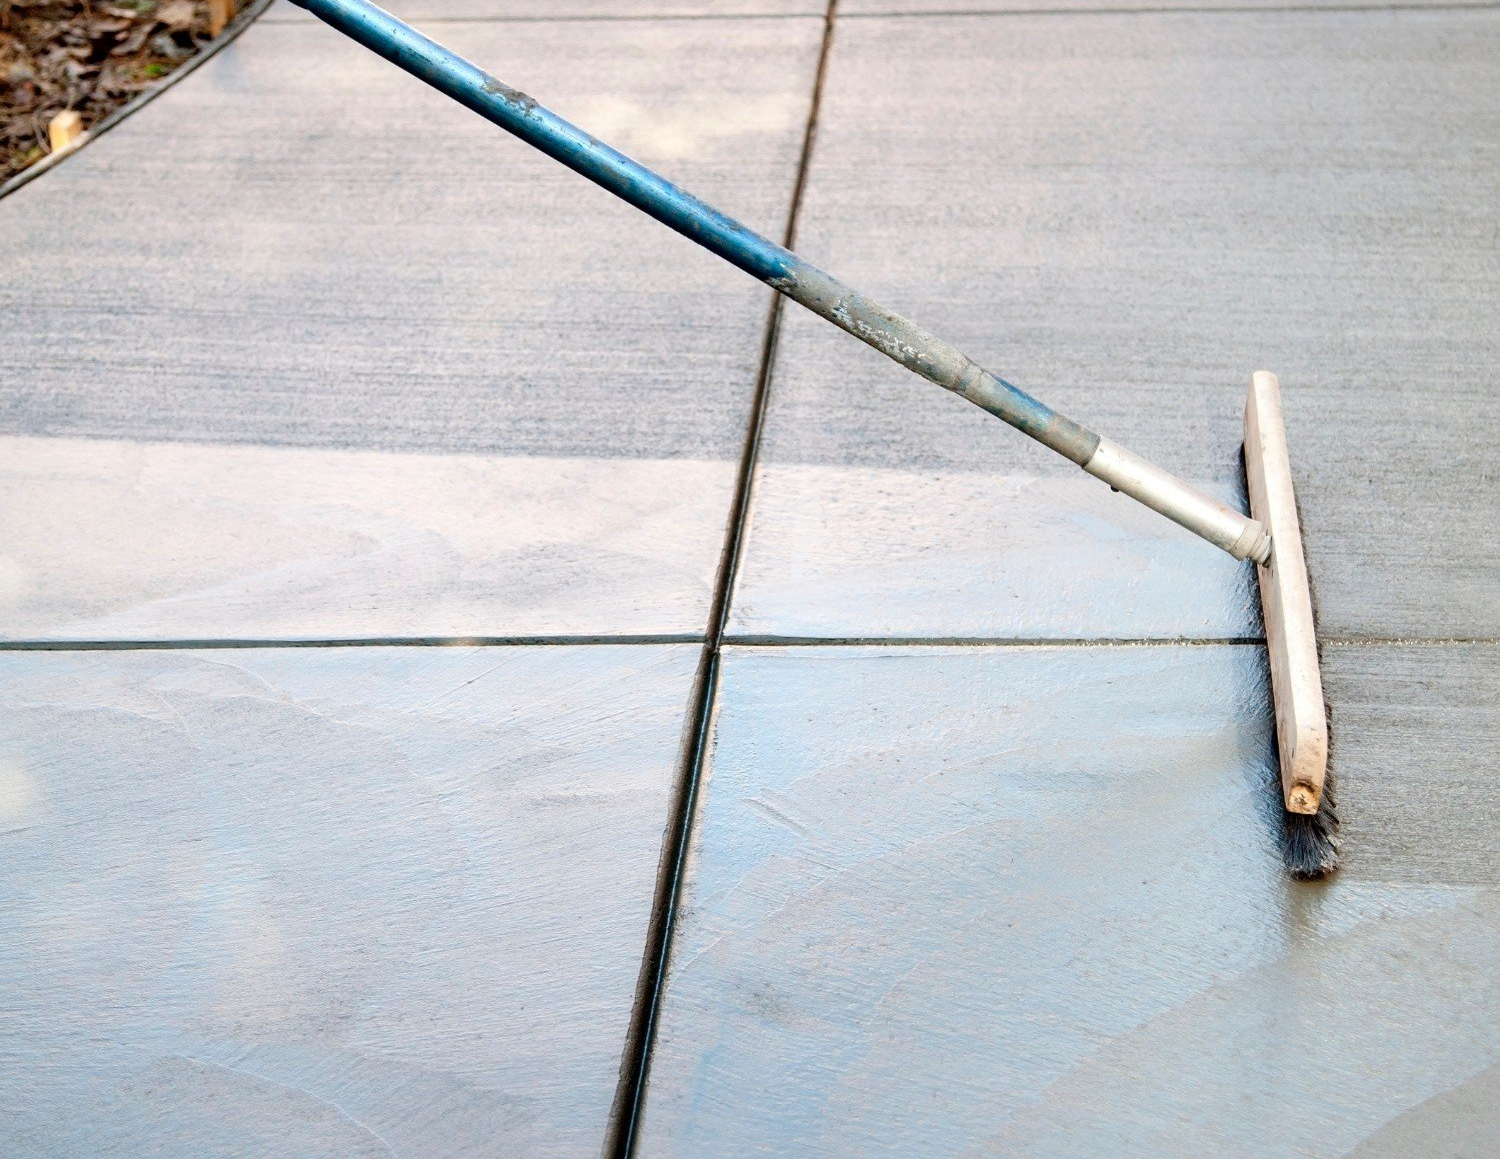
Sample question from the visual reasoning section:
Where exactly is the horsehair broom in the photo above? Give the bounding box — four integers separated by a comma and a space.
286, 0, 1337, 878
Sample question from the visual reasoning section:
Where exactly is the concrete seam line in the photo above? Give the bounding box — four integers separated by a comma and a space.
603, 4, 843, 1156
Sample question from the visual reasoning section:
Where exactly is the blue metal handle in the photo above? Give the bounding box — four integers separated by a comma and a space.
283, 0, 1277, 562
285, 0, 1099, 465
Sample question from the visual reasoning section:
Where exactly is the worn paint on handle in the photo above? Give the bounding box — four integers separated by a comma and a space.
285, 0, 1089, 462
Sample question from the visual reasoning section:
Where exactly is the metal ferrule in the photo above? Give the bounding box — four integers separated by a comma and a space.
1082, 438, 1272, 563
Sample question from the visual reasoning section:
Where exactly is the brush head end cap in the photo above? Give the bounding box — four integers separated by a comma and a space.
1286, 783, 1320, 814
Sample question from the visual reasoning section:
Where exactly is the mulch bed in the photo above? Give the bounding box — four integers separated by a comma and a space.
1, 0, 228, 184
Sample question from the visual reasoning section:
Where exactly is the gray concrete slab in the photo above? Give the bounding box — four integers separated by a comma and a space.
1326, 642, 1500, 888
0, 15, 821, 638
735, 11, 1500, 641
0, 643, 697, 1157
0, 14, 821, 456
636, 643, 1500, 1157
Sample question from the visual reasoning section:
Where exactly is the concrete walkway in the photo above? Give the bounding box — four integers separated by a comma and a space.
2, 1, 1497, 1156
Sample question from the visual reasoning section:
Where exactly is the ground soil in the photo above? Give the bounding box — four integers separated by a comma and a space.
1, 1, 229, 184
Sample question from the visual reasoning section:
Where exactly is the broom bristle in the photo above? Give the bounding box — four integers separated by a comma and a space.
1281, 765, 1339, 879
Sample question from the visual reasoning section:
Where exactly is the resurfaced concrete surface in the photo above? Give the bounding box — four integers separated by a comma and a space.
639, 4, 1500, 1155
0, 645, 696, 1158
637, 645, 1500, 1158
4, 0, 1498, 1154
0, 16, 818, 461
740, 10, 1500, 642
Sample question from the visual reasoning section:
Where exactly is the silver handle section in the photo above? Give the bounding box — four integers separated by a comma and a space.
1082, 438, 1271, 563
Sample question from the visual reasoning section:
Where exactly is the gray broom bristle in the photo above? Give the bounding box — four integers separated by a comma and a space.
1281, 765, 1340, 879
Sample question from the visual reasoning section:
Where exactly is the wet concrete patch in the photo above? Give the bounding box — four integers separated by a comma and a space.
0, 645, 696, 1157
636, 644, 1500, 1157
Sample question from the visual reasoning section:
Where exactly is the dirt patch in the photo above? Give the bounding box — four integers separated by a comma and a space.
1, 1, 234, 184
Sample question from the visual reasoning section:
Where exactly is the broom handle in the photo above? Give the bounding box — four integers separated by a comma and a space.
287, 0, 1270, 564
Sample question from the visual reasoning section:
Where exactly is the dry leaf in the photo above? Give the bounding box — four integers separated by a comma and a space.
3, 0, 215, 182
156, 0, 197, 28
